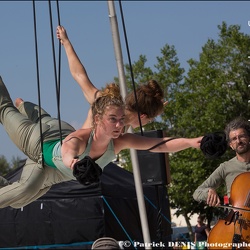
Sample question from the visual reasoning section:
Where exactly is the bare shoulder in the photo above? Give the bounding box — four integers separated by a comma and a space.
64, 128, 92, 142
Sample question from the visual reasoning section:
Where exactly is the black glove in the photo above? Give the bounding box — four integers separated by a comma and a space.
200, 132, 228, 159
73, 156, 102, 185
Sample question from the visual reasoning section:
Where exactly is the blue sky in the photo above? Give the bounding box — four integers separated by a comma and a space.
0, 1, 250, 162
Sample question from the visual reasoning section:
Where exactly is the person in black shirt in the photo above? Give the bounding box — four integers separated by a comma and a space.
194, 215, 210, 250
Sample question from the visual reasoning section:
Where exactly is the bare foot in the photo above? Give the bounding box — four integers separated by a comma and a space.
15, 98, 24, 108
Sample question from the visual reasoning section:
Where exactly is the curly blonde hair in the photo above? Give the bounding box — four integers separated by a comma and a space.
91, 83, 125, 120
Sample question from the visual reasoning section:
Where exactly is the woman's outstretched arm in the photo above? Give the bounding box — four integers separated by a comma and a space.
56, 25, 100, 105
114, 133, 203, 154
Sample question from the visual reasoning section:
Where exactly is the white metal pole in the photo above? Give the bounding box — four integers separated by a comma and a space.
107, 1, 152, 249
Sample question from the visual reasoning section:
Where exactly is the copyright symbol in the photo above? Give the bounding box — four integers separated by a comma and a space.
120, 240, 131, 248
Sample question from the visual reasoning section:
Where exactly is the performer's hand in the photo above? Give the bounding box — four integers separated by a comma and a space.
190, 136, 203, 149
56, 25, 69, 45
207, 188, 221, 207
70, 157, 79, 170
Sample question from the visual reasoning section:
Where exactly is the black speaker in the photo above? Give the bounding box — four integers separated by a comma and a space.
136, 130, 170, 186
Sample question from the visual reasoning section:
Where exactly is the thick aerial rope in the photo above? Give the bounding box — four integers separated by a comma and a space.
32, 0, 45, 167
48, 0, 63, 145
118, 0, 144, 136
56, 0, 62, 99
32, 0, 63, 167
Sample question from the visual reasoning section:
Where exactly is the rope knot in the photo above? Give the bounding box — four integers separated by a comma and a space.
73, 156, 102, 185
200, 132, 227, 159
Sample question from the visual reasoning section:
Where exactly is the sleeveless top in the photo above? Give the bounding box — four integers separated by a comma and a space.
45, 131, 116, 180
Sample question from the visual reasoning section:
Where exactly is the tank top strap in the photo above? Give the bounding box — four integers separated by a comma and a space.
77, 130, 94, 159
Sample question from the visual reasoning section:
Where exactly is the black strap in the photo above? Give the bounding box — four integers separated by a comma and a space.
147, 137, 177, 151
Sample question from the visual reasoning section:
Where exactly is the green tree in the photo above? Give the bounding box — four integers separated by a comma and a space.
0, 155, 11, 176
0, 155, 21, 176
167, 21, 250, 237
10, 156, 22, 170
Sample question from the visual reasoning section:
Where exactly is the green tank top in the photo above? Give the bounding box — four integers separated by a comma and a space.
42, 131, 116, 180
43, 139, 62, 168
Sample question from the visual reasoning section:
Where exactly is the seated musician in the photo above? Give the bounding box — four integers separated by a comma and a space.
193, 116, 250, 206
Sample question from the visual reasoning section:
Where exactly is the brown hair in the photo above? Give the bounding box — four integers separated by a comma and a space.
198, 214, 206, 221
125, 80, 164, 118
91, 83, 125, 119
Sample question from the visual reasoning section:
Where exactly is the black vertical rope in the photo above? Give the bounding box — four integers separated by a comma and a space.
48, 0, 63, 145
32, 0, 45, 167
56, 0, 62, 102
118, 0, 144, 136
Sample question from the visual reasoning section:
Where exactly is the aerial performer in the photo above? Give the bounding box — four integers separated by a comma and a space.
0, 76, 202, 208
